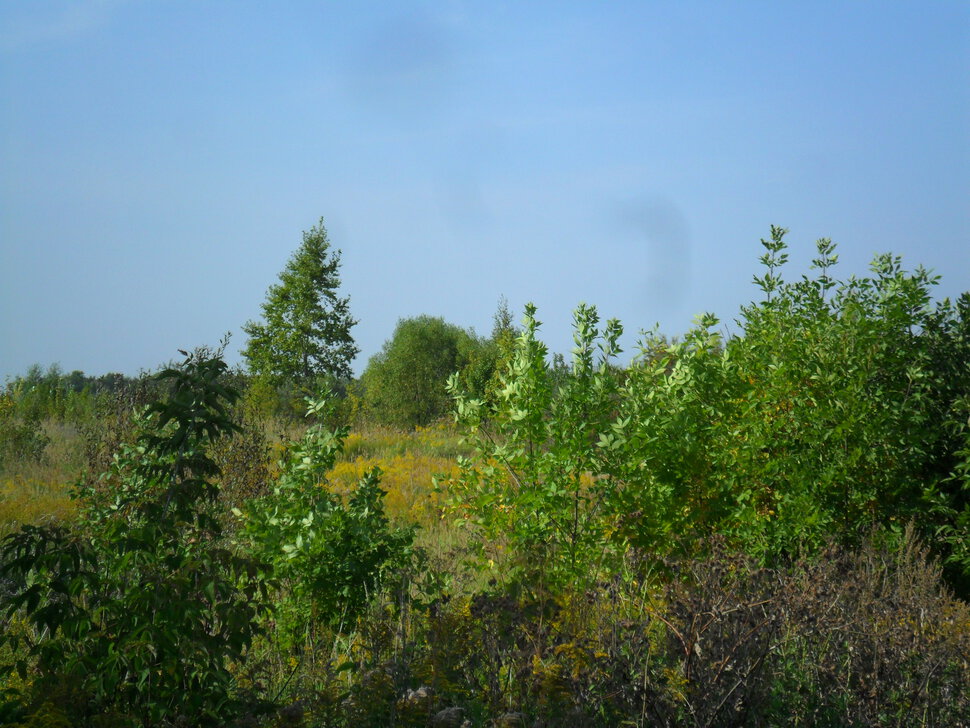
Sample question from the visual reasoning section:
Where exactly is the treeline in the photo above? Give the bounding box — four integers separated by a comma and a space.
4, 365, 143, 417
0, 307, 510, 456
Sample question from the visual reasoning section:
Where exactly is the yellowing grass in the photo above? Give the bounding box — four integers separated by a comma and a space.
328, 452, 459, 526
0, 421, 84, 536
0, 419, 471, 536
0, 476, 76, 537
341, 421, 470, 461
325, 422, 471, 527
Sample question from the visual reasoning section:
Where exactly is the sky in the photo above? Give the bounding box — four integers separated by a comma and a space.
1, 1, 968, 380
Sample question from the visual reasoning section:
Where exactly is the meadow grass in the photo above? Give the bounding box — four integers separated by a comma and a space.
0, 420, 85, 536
341, 421, 472, 461
0, 415, 470, 536
0, 476, 77, 538
0, 415, 495, 594
325, 421, 470, 524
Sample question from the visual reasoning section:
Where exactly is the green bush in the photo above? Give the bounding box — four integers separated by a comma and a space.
447, 228, 970, 595
361, 315, 498, 429
448, 302, 625, 591
239, 396, 416, 651
0, 395, 49, 471
615, 229, 970, 581
0, 351, 268, 726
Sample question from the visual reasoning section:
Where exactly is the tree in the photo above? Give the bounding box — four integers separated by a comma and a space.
242, 219, 359, 384
361, 315, 491, 428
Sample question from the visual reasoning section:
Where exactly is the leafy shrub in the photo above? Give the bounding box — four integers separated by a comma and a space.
447, 229, 970, 595
0, 351, 268, 726
615, 229, 970, 583
0, 394, 49, 471
239, 397, 417, 651
75, 372, 165, 485
447, 302, 625, 591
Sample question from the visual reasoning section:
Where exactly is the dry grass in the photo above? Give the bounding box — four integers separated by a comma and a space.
342, 421, 472, 461
328, 451, 458, 526
0, 476, 76, 537
326, 422, 471, 528
0, 414, 470, 538
0, 420, 86, 536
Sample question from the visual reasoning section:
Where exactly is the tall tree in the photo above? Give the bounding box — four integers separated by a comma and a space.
242, 220, 359, 383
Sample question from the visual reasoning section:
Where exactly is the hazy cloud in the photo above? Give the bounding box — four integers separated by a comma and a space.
342, 12, 458, 120
613, 197, 692, 313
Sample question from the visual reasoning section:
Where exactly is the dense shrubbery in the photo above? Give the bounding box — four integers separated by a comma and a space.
447, 302, 626, 589
449, 228, 970, 596
0, 395, 48, 471
0, 352, 267, 725
0, 228, 967, 726
246, 530, 967, 727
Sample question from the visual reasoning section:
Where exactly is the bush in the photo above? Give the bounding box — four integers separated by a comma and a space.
239, 396, 417, 652
361, 315, 498, 429
0, 395, 48, 470
447, 229, 970, 596
0, 351, 268, 726
614, 229, 970, 584
447, 302, 625, 591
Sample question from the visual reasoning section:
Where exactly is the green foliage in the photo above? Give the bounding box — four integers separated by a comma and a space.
615, 228, 970, 580
361, 315, 497, 429
239, 396, 416, 649
0, 366, 166, 477
447, 228, 970, 595
242, 219, 359, 385
0, 350, 268, 725
1, 225, 967, 724
448, 302, 625, 590
2, 364, 138, 427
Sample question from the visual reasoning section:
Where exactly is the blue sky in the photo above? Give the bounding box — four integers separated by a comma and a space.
1, 1, 968, 379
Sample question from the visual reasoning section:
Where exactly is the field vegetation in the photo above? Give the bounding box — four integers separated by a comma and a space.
0, 227, 968, 726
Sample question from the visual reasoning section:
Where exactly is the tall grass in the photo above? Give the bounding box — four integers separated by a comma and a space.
340, 421, 472, 461
0, 420, 85, 536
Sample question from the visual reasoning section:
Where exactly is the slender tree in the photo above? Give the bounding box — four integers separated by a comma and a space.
242, 220, 359, 383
